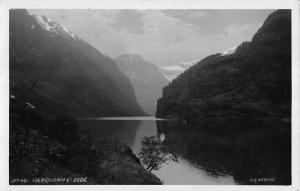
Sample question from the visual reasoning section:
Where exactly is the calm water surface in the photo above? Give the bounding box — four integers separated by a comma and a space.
78, 116, 290, 185
78, 116, 235, 184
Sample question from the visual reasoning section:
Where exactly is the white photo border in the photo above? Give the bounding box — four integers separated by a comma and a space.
0, 0, 299, 190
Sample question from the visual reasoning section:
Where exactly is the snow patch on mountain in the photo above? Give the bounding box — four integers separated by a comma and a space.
159, 66, 183, 81
61, 25, 76, 39
32, 14, 80, 41
34, 15, 54, 32
163, 74, 178, 81
179, 59, 199, 69
25, 102, 36, 109
160, 44, 240, 82
221, 45, 238, 56
159, 59, 199, 81
160, 65, 185, 72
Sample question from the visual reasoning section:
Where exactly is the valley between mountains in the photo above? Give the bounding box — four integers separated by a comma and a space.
9, 9, 291, 185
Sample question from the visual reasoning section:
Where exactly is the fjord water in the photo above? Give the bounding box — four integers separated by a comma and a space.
78, 117, 290, 185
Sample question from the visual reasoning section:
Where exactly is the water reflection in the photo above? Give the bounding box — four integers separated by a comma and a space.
77, 117, 290, 185
154, 157, 235, 185
156, 119, 291, 185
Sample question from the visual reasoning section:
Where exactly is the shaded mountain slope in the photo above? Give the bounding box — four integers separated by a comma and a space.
115, 54, 168, 115
10, 9, 143, 117
9, 97, 161, 184
9, 9, 161, 185
156, 10, 291, 121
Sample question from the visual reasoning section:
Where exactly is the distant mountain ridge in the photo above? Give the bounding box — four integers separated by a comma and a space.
159, 45, 239, 82
10, 9, 144, 117
156, 10, 291, 120
159, 59, 200, 81
115, 54, 168, 115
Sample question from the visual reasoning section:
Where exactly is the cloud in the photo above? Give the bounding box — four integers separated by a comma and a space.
28, 9, 265, 67
223, 23, 261, 39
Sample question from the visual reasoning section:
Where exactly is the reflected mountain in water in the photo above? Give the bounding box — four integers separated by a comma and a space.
156, 119, 291, 185
78, 116, 290, 185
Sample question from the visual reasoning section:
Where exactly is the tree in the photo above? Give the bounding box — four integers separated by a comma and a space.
138, 135, 178, 172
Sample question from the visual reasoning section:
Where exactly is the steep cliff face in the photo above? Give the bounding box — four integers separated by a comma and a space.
10, 9, 143, 117
156, 10, 291, 120
115, 54, 168, 115
9, 9, 161, 185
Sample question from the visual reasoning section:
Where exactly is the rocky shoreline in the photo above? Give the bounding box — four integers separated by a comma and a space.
10, 127, 162, 185
9, 99, 162, 185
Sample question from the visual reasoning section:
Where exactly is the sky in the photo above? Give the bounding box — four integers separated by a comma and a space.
29, 9, 274, 67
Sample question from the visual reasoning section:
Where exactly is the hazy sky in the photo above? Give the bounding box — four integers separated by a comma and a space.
29, 9, 274, 66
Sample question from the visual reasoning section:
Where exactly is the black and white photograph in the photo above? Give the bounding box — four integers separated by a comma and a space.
0, 0, 299, 190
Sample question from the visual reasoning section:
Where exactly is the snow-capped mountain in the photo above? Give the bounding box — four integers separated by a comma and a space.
159, 59, 200, 81
159, 44, 239, 82
10, 10, 144, 116
32, 14, 82, 41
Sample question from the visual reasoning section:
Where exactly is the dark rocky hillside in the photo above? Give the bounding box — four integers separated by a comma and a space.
10, 9, 143, 117
115, 54, 168, 115
156, 10, 291, 121
9, 9, 161, 184
9, 97, 161, 184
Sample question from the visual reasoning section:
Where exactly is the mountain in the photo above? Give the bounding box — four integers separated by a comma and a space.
156, 10, 291, 121
10, 9, 144, 117
159, 59, 200, 81
159, 65, 185, 82
220, 45, 238, 56
115, 54, 168, 115
160, 46, 240, 82
9, 10, 163, 184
